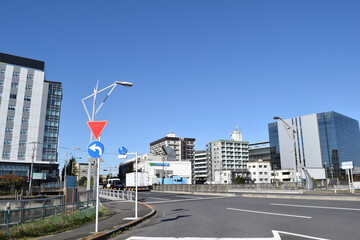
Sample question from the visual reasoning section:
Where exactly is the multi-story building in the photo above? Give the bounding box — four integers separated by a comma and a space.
150, 132, 195, 162
249, 141, 271, 162
0, 53, 62, 184
207, 128, 249, 184
269, 111, 360, 179
247, 160, 272, 183
193, 150, 208, 184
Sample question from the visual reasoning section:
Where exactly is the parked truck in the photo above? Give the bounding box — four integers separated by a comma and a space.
125, 172, 151, 191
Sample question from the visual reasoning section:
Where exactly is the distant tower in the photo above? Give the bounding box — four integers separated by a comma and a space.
231, 126, 242, 141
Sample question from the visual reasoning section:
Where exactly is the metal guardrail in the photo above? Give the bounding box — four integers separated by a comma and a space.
0, 200, 96, 237
99, 189, 135, 201
153, 184, 229, 193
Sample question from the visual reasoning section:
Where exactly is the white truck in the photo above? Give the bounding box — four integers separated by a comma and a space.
125, 172, 151, 191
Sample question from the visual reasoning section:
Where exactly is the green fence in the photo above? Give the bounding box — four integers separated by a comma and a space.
0, 200, 95, 237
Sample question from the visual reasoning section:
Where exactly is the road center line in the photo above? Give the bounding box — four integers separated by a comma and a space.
227, 207, 312, 219
271, 203, 360, 211
144, 196, 234, 204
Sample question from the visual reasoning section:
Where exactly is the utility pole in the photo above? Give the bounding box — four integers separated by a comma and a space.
28, 141, 41, 195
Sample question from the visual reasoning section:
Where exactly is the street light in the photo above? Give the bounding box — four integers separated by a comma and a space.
82, 80, 132, 233
82, 80, 133, 191
273, 116, 298, 183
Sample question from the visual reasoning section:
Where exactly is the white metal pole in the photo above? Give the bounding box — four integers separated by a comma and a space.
95, 157, 100, 232
64, 152, 68, 194
347, 169, 351, 193
135, 152, 138, 219
350, 168, 354, 193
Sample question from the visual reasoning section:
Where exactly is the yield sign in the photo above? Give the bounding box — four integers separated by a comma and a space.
87, 121, 108, 140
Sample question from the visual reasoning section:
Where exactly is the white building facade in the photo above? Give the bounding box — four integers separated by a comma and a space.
0, 53, 62, 184
193, 150, 208, 184
247, 160, 271, 183
207, 128, 250, 184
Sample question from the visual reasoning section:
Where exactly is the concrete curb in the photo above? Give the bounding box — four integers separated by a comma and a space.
151, 190, 236, 197
84, 202, 156, 240
243, 193, 360, 201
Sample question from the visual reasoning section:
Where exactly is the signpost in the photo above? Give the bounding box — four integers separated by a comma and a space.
87, 139, 106, 232
119, 147, 139, 220
341, 161, 354, 193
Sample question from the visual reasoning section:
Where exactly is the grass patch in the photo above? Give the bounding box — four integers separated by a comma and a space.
0, 207, 109, 239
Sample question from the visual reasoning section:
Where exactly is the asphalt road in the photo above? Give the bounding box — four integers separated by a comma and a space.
111, 191, 360, 240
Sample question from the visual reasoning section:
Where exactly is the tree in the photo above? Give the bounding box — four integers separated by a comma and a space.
78, 176, 87, 186
61, 156, 78, 181
0, 174, 26, 191
233, 176, 246, 184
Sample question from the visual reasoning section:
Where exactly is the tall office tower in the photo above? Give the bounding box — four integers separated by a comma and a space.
269, 111, 360, 179
150, 132, 195, 162
0, 53, 62, 184
206, 128, 249, 183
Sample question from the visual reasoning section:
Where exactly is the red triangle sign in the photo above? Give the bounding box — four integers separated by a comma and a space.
87, 121, 108, 140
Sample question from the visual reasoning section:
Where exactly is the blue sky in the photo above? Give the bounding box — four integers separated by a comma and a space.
1, 1, 360, 173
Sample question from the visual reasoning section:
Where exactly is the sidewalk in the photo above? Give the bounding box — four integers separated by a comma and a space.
37, 197, 155, 240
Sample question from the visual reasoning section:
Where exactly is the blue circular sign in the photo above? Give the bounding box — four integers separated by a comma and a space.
88, 141, 105, 158
118, 146, 127, 155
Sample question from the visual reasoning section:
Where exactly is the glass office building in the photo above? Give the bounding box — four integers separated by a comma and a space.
268, 111, 360, 178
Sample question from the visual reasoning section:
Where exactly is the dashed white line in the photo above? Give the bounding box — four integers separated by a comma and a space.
271, 203, 360, 211
227, 207, 312, 219
148, 197, 170, 201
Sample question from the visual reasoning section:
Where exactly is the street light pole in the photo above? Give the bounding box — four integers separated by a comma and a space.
273, 116, 298, 183
82, 81, 133, 191
28, 141, 41, 195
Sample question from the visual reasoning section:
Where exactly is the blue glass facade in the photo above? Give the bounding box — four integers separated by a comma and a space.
268, 122, 281, 170
317, 111, 360, 176
269, 111, 360, 177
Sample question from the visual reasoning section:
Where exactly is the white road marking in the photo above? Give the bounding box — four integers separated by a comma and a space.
138, 192, 151, 195
148, 197, 170, 201
126, 230, 329, 239
227, 207, 312, 219
144, 196, 234, 204
176, 195, 202, 199
271, 203, 360, 211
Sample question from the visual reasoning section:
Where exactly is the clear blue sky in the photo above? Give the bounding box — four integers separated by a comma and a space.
1, 1, 360, 173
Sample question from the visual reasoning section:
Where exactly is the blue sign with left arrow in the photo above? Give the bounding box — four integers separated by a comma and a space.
88, 141, 105, 158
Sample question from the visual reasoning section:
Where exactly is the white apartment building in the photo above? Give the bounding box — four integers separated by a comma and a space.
207, 128, 249, 184
272, 169, 295, 182
0, 53, 62, 184
150, 132, 195, 162
193, 150, 208, 184
247, 160, 271, 183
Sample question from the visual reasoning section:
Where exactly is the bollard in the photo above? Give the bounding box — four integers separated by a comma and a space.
54, 206, 57, 225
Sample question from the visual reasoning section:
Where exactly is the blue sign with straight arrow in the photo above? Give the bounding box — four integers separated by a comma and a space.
88, 141, 105, 158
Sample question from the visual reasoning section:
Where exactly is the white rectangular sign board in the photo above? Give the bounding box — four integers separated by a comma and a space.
341, 161, 353, 169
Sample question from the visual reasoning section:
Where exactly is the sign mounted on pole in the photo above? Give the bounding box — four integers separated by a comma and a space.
87, 121, 108, 140
341, 161, 353, 170
88, 141, 105, 158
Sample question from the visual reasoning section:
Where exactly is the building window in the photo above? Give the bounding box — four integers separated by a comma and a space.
0, 82, 3, 86
11, 83, 18, 88
13, 72, 20, 77
7, 116, 14, 122
264, 165, 267, 168
20, 129, 28, 135
253, 172, 256, 175
19, 141, 27, 146
22, 118, 29, 123
0, 69, 5, 75
8, 105, 15, 110
10, 94, 17, 99
4, 140, 11, 145
24, 96, 31, 101
259, 165, 262, 168
2, 152, 10, 158
23, 107, 30, 112
259, 172, 263, 175
27, 74, 34, 80
5, 128, 13, 134
26, 85, 32, 90
18, 152, 25, 158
